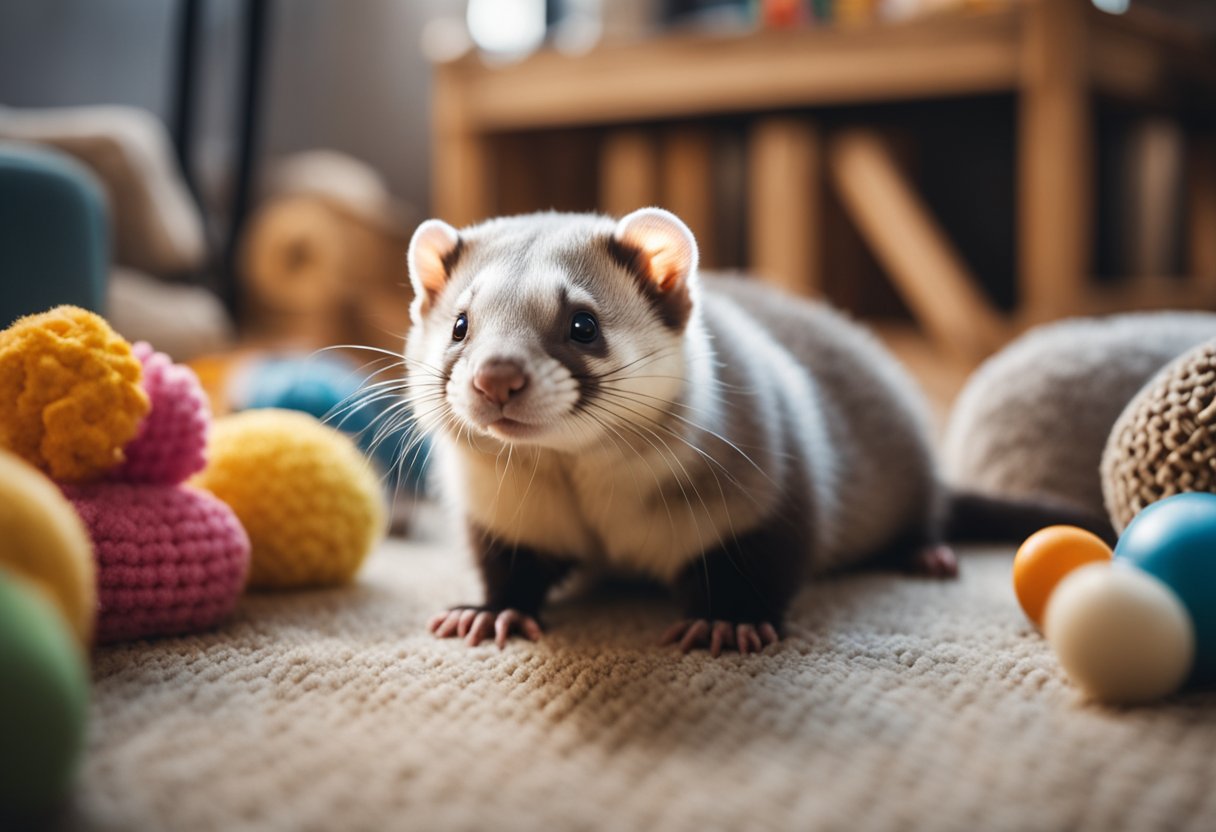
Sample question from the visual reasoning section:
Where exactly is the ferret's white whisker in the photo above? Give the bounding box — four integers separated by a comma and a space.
591, 393, 769, 518
589, 398, 712, 540
596, 381, 748, 420
580, 405, 678, 546
594, 388, 776, 488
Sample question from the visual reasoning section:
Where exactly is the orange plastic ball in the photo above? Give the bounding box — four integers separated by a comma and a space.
1013, 525, 1113, 628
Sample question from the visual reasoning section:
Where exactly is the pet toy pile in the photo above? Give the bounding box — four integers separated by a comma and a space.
1015, 338, 1216, 705
0, 305, 385, 819
0, 306, 251, 643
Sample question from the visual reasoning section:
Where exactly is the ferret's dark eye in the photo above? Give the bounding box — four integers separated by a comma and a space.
570, 311, 599, 344
452, 312, 468, 342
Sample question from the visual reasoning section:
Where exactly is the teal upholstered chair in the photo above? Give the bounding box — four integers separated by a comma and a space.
0, 143, 108, 327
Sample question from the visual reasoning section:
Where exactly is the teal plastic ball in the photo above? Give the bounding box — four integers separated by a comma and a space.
0, 569, 89, 820
1114, 492, 1216, 684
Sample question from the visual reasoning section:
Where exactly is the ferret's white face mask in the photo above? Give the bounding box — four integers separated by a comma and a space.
403, 209, 699, 453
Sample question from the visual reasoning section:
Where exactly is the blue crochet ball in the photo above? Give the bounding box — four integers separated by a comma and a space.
235, 354, 427, 491
1115, 492, 1216, 684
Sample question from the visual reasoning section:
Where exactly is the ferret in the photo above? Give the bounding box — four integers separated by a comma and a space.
403, 208, 1107, 655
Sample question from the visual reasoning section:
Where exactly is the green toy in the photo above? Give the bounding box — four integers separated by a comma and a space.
0, 569, 89, 821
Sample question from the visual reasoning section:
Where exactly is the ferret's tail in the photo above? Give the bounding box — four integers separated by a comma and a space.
945, 490, 1116, 547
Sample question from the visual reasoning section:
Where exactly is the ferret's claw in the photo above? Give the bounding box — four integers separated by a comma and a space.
679, 620, 710, 652
757, 623, 779, 646
660, 620, 691, 646
494, 609, 519, 648
432, 609, 464, 638
710, 621, 736, 657
466, 611, 493, 646
430, 607, 543, 648
427, 611, 449, 633
494, 609, 543, 648
520, 616, 543, 642
736, 624, 762, 655
663, 619, 780, 655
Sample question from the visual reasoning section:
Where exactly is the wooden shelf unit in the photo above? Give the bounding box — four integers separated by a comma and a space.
432, 0, 1216, 361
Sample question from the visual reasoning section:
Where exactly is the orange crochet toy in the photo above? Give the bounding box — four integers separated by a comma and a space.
0, 306, 149, 481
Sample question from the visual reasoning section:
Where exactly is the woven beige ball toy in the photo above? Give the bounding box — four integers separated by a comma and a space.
1102, 339, 1216, 532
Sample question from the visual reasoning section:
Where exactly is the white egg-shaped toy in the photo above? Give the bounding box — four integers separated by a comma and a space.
1044, 563, 1194, 705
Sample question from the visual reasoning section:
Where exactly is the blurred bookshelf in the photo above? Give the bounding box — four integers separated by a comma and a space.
432, 0, 1216, 366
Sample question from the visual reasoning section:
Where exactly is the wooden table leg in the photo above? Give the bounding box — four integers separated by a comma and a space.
747, 117, 822, 297
1017, 0, 1093, 324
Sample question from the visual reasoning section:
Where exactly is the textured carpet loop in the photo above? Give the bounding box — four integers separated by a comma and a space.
73, 538, 1216, 832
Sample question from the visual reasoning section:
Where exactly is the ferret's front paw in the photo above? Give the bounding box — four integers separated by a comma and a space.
660, 619, 780, 656
427, 606, 543, 648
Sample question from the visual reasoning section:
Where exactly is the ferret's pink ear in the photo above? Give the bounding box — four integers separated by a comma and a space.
612, 208, 699, 294
408, 219, 462, 312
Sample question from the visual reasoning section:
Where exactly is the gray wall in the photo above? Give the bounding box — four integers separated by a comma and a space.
262, 0, 448, 216
0, 1, 176, 115
0, 0, 453, 216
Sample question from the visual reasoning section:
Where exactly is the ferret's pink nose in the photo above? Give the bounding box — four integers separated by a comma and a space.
473, 360, 528, 406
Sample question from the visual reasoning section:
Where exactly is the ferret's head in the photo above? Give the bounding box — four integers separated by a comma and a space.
403, 208, 699, 451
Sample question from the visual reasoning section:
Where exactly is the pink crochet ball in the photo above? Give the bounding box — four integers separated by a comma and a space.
63, 483, 250, 643
115, 342, 209, 484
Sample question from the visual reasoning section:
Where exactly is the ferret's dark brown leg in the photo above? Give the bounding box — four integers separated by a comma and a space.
908, 544, 958, 578
665, 523, 804, 656
866, 526, 959, 579
429, 525, 574, 648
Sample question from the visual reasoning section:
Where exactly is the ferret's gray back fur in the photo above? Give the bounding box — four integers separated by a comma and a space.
701, 275, 940, 569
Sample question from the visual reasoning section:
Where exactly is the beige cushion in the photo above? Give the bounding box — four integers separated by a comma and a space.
107, 268, 234, 361
0, 104, 206, 277
943, 312, 1216, 519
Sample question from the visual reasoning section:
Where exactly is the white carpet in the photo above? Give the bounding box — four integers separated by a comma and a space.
67, 530, 1216, 832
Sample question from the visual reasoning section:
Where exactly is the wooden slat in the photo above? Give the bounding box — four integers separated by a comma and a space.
494, 134, 548, 217
1079, 277, 1216, 318
440, 10, 1022, 131
1088, 20, 1170, 104
1122, 118, 1185, 280
748, 118, 822, 297
1189, 133, 1216, 288
1017, 0, 1093, 321
829, 129, 1008, 361
599, 129, 660, 218
1088, 3, 1216, 106
432, 65, 493, 225
661, 127, 717, 267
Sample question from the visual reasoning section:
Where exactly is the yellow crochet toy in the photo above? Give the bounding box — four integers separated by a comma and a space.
192, 409, 385, 589
0, 306, 149, 481
0, 449, 96, 644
